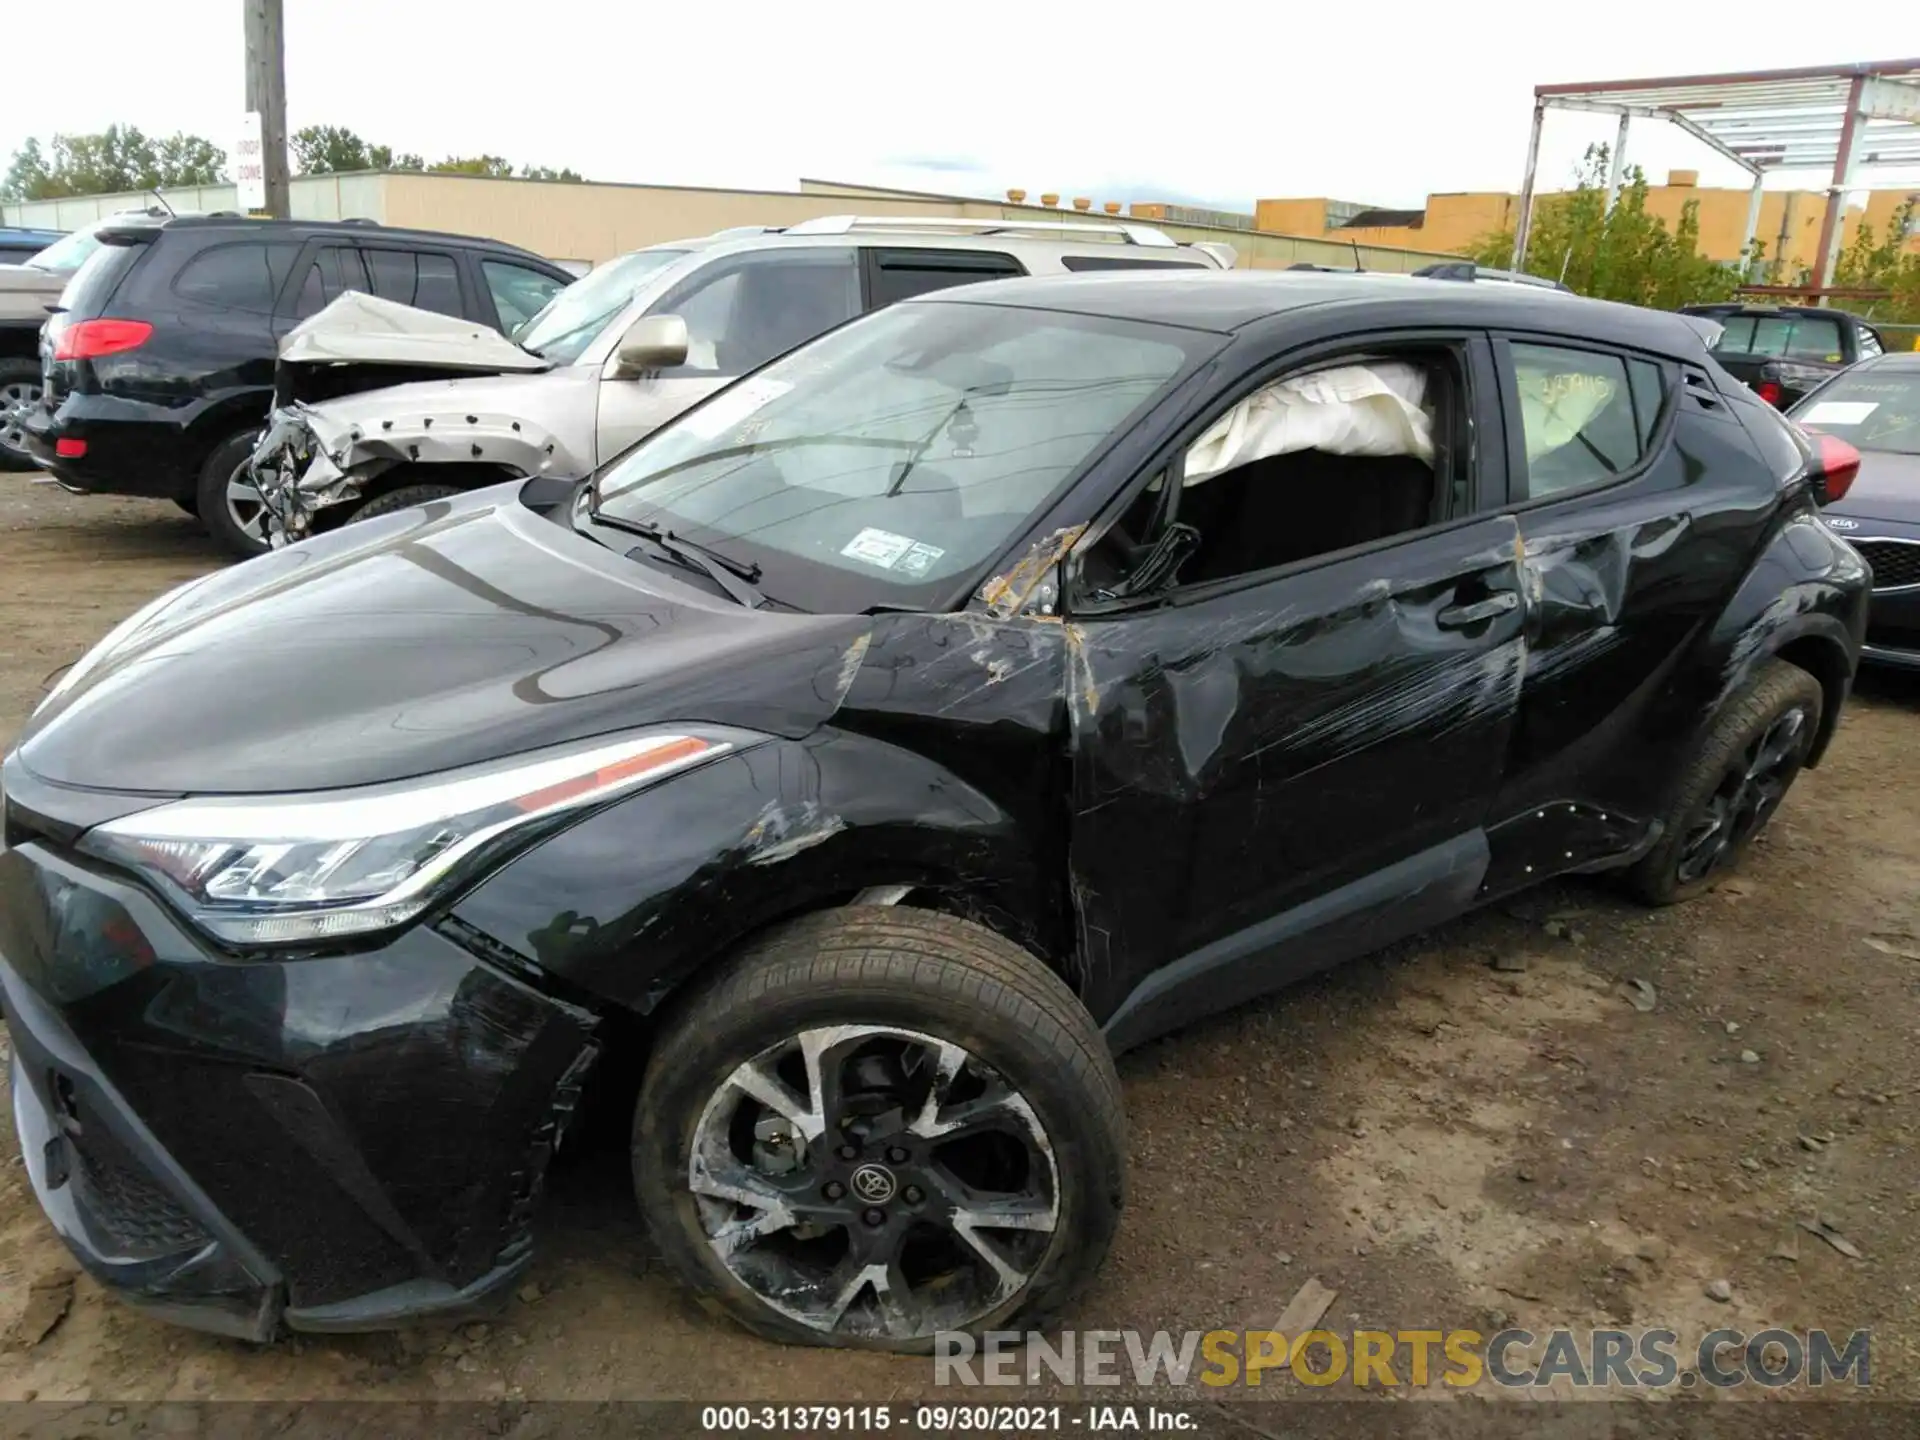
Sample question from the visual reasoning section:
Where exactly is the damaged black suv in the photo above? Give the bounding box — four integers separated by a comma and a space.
0, 272, 1870, 1350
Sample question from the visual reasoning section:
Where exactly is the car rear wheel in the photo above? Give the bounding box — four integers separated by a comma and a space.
633, 907, 1125, 1351
0, 360, 43, 473
1624, 658, 1823, 905
195, 430, 270, 559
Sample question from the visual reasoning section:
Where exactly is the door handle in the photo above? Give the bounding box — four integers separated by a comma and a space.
1436, 591, 1519, 628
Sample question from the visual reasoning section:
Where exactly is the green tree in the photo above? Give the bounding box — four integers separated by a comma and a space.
1, 125, 226, 200
430, 155, 516, 178
2, 138, 54, 200
1469, 146, 1743, 309
425, 156, 584, 181
1832, 198, 1920, 324
291, 126, 426, 175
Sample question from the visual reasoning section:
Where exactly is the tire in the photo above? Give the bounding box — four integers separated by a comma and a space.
1623, 658, 1823, 905
346, 482, 464, 524
0, 357, 43, 474
195, 429, 270, 559
173, 495, 200, 517
633, 906, 1126, 1352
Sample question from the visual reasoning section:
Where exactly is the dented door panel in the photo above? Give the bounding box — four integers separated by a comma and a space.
1068, 515, 1526, 1036
1484, 390, 1789, 892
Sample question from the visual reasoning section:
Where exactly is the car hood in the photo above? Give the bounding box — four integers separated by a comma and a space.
0, 263, 60, 294
0, 263, 61, 324
279, 290, 552, 374
1822, 450, 1920, 527
12, 488, 874, 795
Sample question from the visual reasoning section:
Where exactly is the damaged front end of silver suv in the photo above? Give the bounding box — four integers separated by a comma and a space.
247, 292, 562, 546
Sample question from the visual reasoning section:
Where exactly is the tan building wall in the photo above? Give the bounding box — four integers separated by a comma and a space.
1255, 178, 1920, 272
0, 173, 389, 230
5, 171, 1464, 273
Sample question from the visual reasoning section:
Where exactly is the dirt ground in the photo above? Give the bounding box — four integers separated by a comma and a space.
1, 475, 1917, 1407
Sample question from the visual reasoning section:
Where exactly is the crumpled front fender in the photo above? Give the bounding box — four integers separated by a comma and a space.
249, 402, 572, 547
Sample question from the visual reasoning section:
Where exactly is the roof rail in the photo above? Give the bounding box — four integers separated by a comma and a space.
781, 214, 1179, 248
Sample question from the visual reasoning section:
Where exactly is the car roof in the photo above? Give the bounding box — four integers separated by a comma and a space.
626, 217, 1232, 270
690, 229, 1223, 264
920, 269, 1714, 354
132, 215, 560, 265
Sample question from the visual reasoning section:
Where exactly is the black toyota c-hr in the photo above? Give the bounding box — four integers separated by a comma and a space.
0, 272, 1869, 1350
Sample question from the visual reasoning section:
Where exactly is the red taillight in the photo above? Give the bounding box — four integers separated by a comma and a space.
1811, 432, 1860, 505
1756, 379, 1784, 407
51, 318, 153, 362
54, 438, 87, 459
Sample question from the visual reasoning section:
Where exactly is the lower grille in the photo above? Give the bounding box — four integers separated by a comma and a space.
67, 1106, 211, 1258
1854, 539, 1920, 592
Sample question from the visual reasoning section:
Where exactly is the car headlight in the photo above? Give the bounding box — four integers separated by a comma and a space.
79, 728, 750, 947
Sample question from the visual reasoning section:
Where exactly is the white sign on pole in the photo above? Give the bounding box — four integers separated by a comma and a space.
235, 112, 268, 212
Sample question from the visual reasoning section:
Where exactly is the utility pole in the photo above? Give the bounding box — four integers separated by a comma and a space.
242, 0, 290, 216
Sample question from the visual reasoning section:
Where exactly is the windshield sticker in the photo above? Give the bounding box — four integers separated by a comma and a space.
895, 542, 946, 578
840, 528, 944, 574
679, 378, 793, 440
1800, 401, 1878, 426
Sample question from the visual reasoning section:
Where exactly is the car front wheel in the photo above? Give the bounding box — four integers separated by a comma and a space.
633, 907, 1125, 1351
1625, 657, 1823, 904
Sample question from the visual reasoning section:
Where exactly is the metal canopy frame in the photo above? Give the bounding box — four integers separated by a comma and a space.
1513, 59, 1920, 294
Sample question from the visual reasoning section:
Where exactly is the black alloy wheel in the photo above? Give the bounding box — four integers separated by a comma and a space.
634, 907, 1125, 1350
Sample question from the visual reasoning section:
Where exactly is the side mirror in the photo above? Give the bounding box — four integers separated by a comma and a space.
609, 315, 689, 378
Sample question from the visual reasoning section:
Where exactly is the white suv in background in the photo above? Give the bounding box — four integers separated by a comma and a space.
247, 215, 1236, 549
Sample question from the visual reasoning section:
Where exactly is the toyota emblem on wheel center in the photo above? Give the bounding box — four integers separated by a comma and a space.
849, 1164, 897, 1204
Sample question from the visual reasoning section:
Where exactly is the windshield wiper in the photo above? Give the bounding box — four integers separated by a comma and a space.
593, 433, 919, 507
585, 509, 770, 609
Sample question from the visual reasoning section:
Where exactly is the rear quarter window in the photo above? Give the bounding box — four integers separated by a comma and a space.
57, 241, 147, 319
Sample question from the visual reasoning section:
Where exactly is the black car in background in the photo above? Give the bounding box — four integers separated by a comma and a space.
1, 273, 1868, 1351
22, 217, 572, 554
1682, 302, 1887, 410
1789, 352, 1920, 668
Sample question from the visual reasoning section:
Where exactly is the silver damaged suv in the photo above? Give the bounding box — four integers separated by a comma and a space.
248, 215, 1234, 547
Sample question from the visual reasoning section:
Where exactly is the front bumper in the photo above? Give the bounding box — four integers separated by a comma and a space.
0, 818, 599, 1339
1862, 580, 1920, 669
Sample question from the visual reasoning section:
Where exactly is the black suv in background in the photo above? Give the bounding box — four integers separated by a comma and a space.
1681, 302, 1887, 410
23, 217, 572, 553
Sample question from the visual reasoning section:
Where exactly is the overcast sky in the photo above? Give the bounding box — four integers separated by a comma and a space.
7, 2, 1918, 211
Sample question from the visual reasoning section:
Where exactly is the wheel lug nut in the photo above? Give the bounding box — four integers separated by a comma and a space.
887, 1147, 909, 1164
863, 1208, 886, 1227
838, 1144, 858, 1161
903, 1185, 923, 1204
823, 1181, 845, 1200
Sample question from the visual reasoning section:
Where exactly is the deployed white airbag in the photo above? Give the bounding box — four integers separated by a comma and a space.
1183, 362, 1432, 486
278, 290, 550, 372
